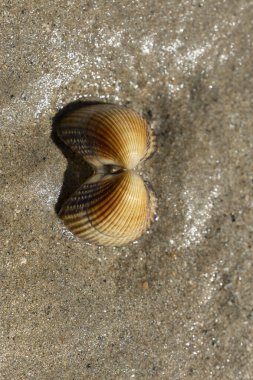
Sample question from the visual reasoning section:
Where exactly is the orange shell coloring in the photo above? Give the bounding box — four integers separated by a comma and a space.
56, 103, 157, 246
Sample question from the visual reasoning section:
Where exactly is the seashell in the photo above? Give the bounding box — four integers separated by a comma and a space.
56, 103, 156, 170
59, 170, 157, 247
55, 102, 157, 246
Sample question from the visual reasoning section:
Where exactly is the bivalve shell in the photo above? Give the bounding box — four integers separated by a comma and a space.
56, 103, 156, 170
59, 171, 157, 247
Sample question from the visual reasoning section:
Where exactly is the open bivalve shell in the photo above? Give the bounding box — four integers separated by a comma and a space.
56, 103, 157, 247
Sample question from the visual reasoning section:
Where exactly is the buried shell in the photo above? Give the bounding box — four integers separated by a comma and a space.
59, 171, 157, 247
56, 103, 156, 170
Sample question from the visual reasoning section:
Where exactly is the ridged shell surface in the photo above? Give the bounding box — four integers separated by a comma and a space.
56, 104, 156, 170
59, 171, 157, 246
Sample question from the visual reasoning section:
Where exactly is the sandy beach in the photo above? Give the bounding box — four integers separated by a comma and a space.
1, 0, 253, 378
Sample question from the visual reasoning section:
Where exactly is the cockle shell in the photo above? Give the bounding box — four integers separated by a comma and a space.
56, 103, 157, 247
56, 103, 156, 170
59, 171, 157, 246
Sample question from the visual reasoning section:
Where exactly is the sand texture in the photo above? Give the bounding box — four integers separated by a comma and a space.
1, 0, 253, 379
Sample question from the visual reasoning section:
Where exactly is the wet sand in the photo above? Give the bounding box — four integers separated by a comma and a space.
1, 0, 253, 378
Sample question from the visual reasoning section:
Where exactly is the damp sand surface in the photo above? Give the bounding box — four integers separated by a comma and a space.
1, 1, 253, 379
